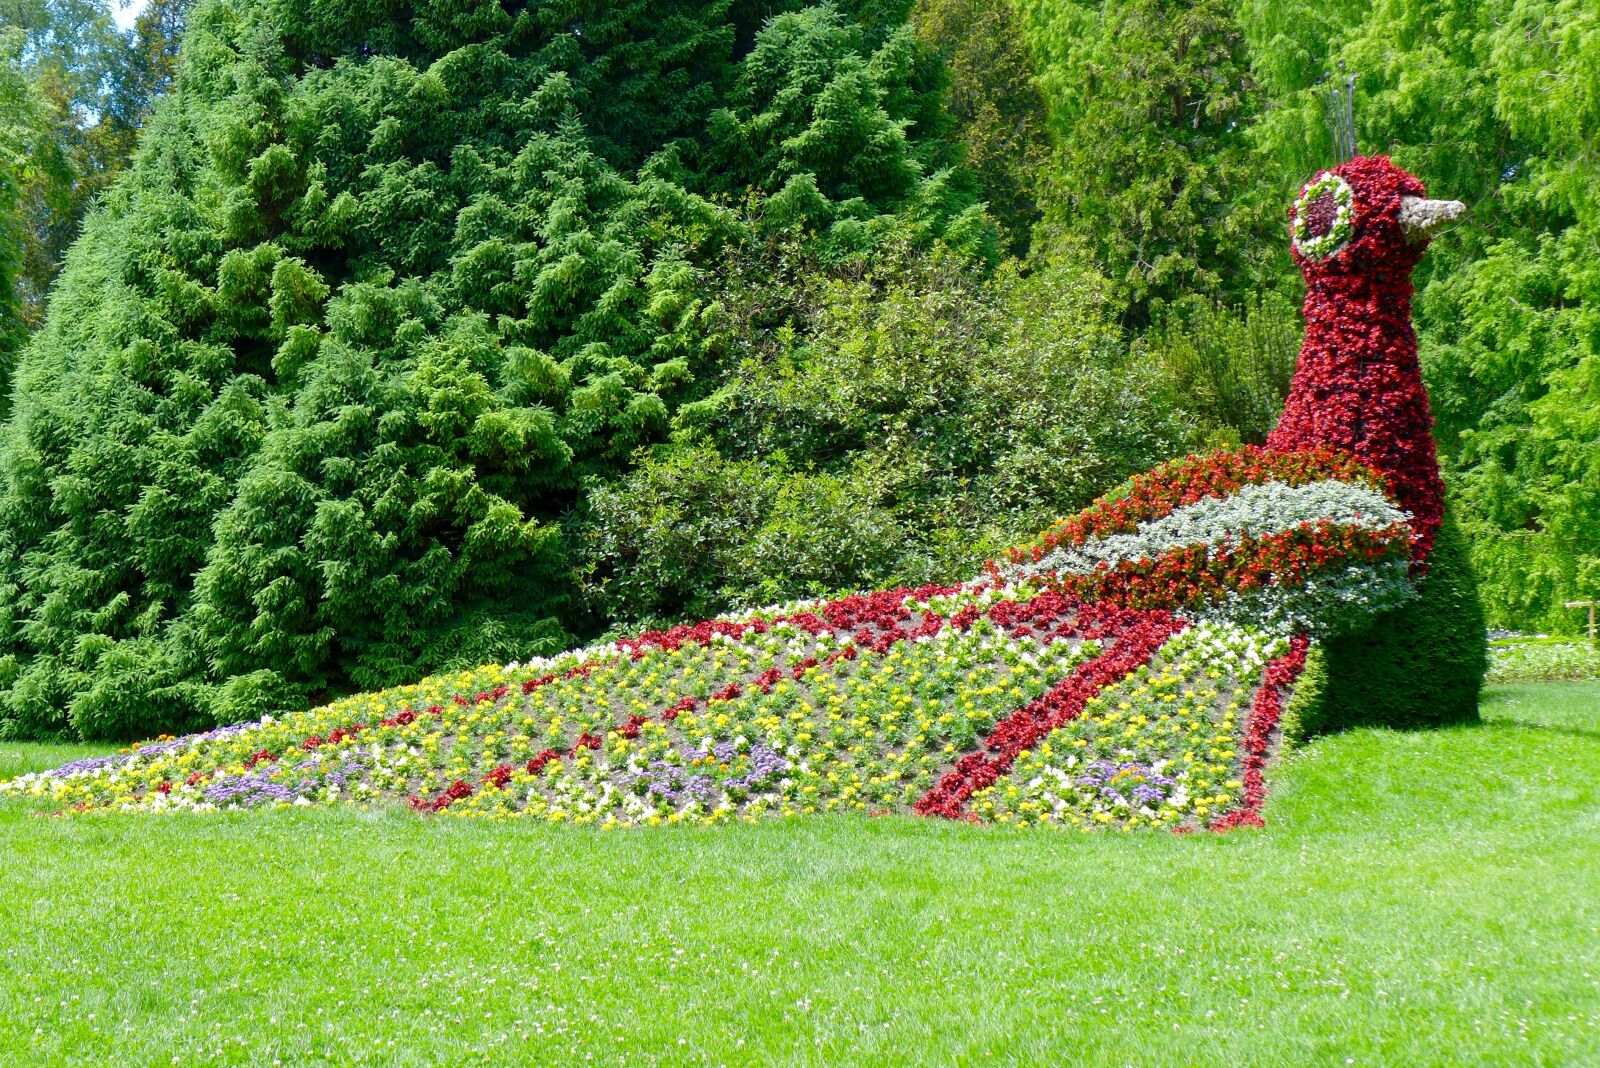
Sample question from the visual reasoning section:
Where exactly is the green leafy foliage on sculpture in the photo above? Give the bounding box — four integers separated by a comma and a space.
1313, 514, 1487, 733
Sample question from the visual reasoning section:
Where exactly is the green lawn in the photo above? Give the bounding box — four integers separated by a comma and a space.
2, 683, 1597, 1067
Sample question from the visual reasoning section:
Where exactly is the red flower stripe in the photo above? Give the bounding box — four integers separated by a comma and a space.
914, 609, 1185, 819
613, 585, 964, 660
1209, 635, 1310, 833
1004, 446, 1387, 569
1041, 520, 1411, 612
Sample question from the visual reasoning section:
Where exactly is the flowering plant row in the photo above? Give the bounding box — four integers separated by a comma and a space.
1004, 446, 1389, 570
1, 576, 1312, 832
0, 584, 1064, 821
1011, 478, 1404, 581
1041, 519, 1412, 623
970, 622, 1294, 830
1208, 635, 1309, 832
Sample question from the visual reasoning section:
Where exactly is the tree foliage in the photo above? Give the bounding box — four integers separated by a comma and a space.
2, 0, 195, 325
0, 0, 987, 739
1, 27, 60, 369
1017, 0, 1600, 631
1020, 0, 1273, 323
578, 241, 1193, 628
911, 0, 1051, 255
4, 0, 1597, 743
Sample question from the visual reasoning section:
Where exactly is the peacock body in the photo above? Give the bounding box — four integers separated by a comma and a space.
2, 158, 1484, 829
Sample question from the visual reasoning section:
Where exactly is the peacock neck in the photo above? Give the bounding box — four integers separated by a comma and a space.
1299, 270, 1418, 372
1268, 258, 1445, 562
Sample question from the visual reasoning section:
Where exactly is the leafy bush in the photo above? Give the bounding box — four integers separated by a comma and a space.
1311, 513, 1487, 733
576, 244, 1196, 628
576, 449, 912, 628
1142, 292, 1301, 446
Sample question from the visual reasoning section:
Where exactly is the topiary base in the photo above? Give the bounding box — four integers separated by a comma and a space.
1309, 511, 1486, 734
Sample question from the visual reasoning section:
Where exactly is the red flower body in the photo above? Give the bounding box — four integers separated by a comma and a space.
1267, 156, 1446, 562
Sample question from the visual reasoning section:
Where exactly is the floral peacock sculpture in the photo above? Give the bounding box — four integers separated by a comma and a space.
2, 159, 1487, 829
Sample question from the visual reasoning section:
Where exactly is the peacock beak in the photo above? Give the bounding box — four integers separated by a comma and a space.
1398, 196, 1466, 241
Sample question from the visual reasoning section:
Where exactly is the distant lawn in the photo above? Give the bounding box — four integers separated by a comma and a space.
2, 684, 1597, 1066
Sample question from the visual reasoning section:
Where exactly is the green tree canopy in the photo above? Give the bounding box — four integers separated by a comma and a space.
0, 0, 986, 739
1, 27, 63, 369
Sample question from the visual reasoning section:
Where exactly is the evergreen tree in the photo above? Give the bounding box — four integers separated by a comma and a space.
912, 0, 1052, 255
0, 0, 980, 739
1019, 0, 1271, 323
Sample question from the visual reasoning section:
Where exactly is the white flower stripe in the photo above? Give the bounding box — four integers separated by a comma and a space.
1192, 559, 1416, 637
1013, 478, 1407, 580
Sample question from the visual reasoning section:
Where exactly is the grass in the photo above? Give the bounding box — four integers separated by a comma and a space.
1, 683, 1597, 1067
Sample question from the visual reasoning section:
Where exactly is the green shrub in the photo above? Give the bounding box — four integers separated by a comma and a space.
577, 245, 1198, 629
1142, 291, 1301, 446
1311, 512, 1487, 733
1277, 642, 1327, 751
577, 448, 917, 629
1487, 639, 1600, 684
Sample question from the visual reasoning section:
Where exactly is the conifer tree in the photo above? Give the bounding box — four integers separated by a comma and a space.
0, 0, 979, 739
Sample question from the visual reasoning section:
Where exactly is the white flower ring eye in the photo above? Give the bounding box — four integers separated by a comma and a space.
1292, 172, 1355, 260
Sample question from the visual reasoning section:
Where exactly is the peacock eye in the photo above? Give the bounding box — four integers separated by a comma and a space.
1292, 172, 1356, 259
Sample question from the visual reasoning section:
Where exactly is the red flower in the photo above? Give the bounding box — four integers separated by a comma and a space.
1209, 636, 1309, 832
1000, 446, 1388, 573
526, 748, 560, 775
661, 696, 697, 722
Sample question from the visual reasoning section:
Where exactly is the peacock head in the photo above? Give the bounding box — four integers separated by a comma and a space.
1288, 155, 1464, 284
